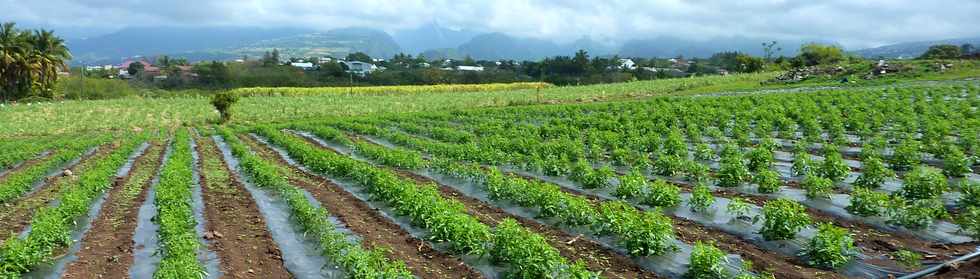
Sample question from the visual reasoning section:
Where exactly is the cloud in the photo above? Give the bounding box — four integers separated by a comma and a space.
2, 0, 979, 48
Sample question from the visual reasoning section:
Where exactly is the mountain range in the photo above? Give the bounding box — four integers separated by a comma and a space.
64, 25, 978, 65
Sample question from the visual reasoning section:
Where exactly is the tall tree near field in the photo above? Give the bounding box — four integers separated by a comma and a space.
0, 22, 71, 101
918, 44, 962, 59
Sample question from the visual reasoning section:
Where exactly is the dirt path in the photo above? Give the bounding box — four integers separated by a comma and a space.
0, 144, 115, 241
194, 135, 292, 279
62, 142, 164, 279
239, 134, 484, 279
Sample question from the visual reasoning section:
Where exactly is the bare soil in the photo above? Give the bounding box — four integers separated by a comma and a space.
239, 134, 484, 279
62, 142, 164, 279
195, 135, 292, 279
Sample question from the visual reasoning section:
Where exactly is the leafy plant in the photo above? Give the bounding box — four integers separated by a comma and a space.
802, 223, 855, 270
615, 169, 646, 200
718, 154, 750, 188
802, 174, 834, 199
210, 91, 239, 124
819, 150, 849, 182
642, 179, 681, 208
726, 197, 751, 219
956, 206, 980, 239
654, 153, 685, 177
893, 249, 922, 269
746, 147, 773, 172
891, 138, 921, 171
853, 156, 894, 189
754, 169, 781, 194
694, 143, 715, 161
761, 199, 811, 241
684, 241, 728, 279
942, 146, 972, 177
792, 151, 812, 176
886, 197, 948, 229
684, 160, 711, 184
959, 181, 980, 208
899, 166, 948, 200
689, 184, 716, 213
846, 188, 889, 217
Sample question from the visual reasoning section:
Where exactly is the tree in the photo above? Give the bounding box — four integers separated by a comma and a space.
762, 41, 781, 62
210, 91, 239, 124
794, 43, 845, 67
734, 54, 764, 73
918, 44, 962, 59
127, 61, 144, 76
0, 22, 71, 101
346, 52, 372, 62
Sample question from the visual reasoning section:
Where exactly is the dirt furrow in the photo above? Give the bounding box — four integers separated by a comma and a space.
194, 135, 292, 279
0, 144, 116, 241
62, 142, 164, 279
238, 134, 483, 279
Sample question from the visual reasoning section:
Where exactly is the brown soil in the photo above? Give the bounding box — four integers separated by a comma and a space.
0, 150, 54, 183
930, 255, 980, 279
238, 134, 484, 279
0, 144, 116, 241
63, 142, 164, 279
194, 135, 292, 279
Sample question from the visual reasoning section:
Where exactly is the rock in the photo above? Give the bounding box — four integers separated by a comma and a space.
63, 169, 73, 177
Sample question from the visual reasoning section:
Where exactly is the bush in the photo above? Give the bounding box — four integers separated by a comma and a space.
643, 179, 681, 208
754, 169, 781, 194
689, 184, 715, 213
794, 43, 845, 66
654, 154, 685, 177
802, 174, 834, 199
918, 44, 962, 59
746, 148, 773, 172
956, 206, 980, 239
853, 157, 894, 189
792, 151, 813, 176
899, 166, 948, 200
959, 181, 980, 208
891, 139, 921, 171
694, 143, 715, 161
614, 169, 646, 200
819, 149, 849, 182
685, 241, 728, 279
718, 155, 750, 188
893, 249, 922, 269
803, 223, 855, 270
943, 146, 972, 178
685, 160, 712, 185
887, 197, 948, 229
726, 197, 751, 218
846, 188, 889, 217
761, 199, 811, 240
210, 91, 239, 124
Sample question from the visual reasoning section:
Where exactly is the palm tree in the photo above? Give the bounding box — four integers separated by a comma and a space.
0, 22, 71, 101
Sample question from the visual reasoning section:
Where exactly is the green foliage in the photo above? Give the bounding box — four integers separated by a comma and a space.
754, 169, 781, 194
643, 179, 681, 208
746, 147, 773, 172
802, 174, 834, 199
684, 160, 712, 184
942, 146, 972, 177
899, 166, 948, 200
684, 241, 728, 279
959, 181, 980, 208
853, 156, 894, 189
846, 188, 889, 217
689, 184, 715, 213
615, 169, 646, 200
819, 150, 849, 182
886, 197, 948, 229
0, 22, 71, 101
595, 201, 678, 257
210, 91, 239, 123
492, 219, 599, 278
726, 197, 751, 218
694, 143, 715, 161
154, 130, 206, 278
654, 153, 685, 177
917, 44, 962, 59
956, 206, 980, 239
891, 139, 921, 171
893, 249, 922, 269
792, 151, 812, 176
718, 153, 750, 187
794, 43, 845, 67
803, 223, 855, 270
761, 199, 811, 241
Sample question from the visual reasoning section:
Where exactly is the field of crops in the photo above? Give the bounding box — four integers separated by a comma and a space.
0, 78, 978, 278
228, 82, 553, 96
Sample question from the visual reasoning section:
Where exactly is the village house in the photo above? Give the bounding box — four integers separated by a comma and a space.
456, 65, 484, 72
341, 61, 379, 75
618, 59, 637, 70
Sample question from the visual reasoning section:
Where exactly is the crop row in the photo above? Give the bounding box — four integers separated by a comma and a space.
0, 133, 147, 276
254, 126, 600, 278
0, 134, 111, 204
216, 128, 414, 278
229, 82, 552, 97
153, 129, 206, 278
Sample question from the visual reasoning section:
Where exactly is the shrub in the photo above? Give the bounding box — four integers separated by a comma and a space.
761, 199, 811, 240
654, 153, 685, 177
943, 146, 972, 178
643, 179, 681, 208
853, 157, 894, 189
893, 249, 922, 269
210, 91, 239, 124
689, 184, 715, 213
802, 174, 834, 199
899, 166, 948, 200
803, 223, 855, 270
891, 139, 921, 171
754, 169, 781, 194
684, 241, 728, 279
887, 197, 948, 229
726, 197, 751, 218
792, 151, 812, 176
746, 148, 773, 172
956, 206, 980, 239
718, 156, 750, 188
959, 181, 980, 208
846, 188, 889, 217
819, 151, 849, 182
694, 143, 715, 161
685, 160, 712, 184
615, 169, 646, 200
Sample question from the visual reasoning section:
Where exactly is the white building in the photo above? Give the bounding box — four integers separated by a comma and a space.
618, 59, 637, 70
456, 65, 484, 72
341, 61, 379, 75
290, 62, 316, 70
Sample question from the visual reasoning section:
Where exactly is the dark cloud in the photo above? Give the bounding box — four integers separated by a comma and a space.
2, 0, 978, 48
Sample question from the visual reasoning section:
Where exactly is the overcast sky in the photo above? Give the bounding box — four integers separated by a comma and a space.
4, 0, 979, 49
